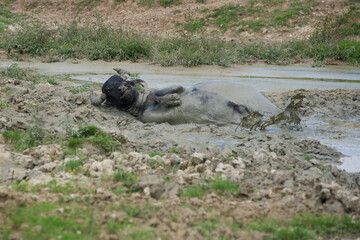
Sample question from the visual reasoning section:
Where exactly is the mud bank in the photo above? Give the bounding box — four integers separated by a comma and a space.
0, 69, 360, 239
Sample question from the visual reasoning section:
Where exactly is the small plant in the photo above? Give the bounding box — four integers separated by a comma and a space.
148, 158, 164, 169
0, 64, 38, 82
158, 0, 181, 7
304, 155, 314, 160
47, 79, 59, 85
113, 170, 139, 187
1, 201, 100, 239
181, 182, 209, 199
68, 83, 92, 94
0, 101, 8, 108
3, 119, 46, 152
64, 125, 123, 154
64, 158, 85, 174
170, 147, 183, 154
228, 150, 237, 157
210, 175, 239, 195
138, 0, 155, 7
184, 17, 206, 32
148, 151, 164, 157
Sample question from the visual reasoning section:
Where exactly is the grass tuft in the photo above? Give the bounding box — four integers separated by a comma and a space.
113, 170, 139, 187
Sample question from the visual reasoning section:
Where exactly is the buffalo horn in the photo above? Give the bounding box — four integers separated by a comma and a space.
90, 90, 106, 106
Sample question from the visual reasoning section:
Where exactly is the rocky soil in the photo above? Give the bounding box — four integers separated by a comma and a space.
0, 70, 360, 239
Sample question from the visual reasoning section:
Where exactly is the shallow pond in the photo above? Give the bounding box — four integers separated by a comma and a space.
1, 60, 360, 172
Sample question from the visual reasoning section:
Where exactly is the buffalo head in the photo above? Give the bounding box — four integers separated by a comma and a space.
90, 75, 146, 110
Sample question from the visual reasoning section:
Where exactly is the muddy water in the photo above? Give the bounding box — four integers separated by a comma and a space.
1, 60, 360, 172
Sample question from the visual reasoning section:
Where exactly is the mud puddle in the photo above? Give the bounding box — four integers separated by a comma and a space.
295, 117, 360, 173
1, 60, 359, 172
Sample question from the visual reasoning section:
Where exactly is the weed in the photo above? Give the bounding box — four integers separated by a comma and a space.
158, 0, 181, 7
0, 8, 359, 67
304, 155, 314, 160
0, 101, 8, 108
268, 227, 316, 240
138, 0, 155, 7
148, 151, 164, 157
11, 182, 39, 193
228, 150, 237, 157
148, 158, 164, 169
47, 79, 59, 85
3, 117, 46, 152
68, 82, 92, 94
64, 125, 123, 154
170, 147, 182, 154
1, 201, 99, 239
197, 219, 218, 238
113, 169, 139, 187
0, 64, 35, 81
0, 20, 151, 62
184, 17, 206, 32
210, 175, 239, 195
64, 158, 85, 174
126, 229, 157, 240
0, 6, 16, 32
181, 182, 209, 199
246, 214, 360, 239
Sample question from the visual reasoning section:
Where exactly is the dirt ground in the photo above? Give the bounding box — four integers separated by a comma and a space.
5, 0, 358, 41
0, 69, 360, 238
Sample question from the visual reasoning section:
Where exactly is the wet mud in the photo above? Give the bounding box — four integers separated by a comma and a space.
0, 65, 360, 239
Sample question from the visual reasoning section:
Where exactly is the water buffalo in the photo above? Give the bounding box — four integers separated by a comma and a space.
90, 74, 301, 129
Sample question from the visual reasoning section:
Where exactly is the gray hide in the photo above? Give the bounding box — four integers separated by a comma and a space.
140, 81, 281, 125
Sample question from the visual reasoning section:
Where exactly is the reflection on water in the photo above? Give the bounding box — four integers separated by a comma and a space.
299, 117, 360, 173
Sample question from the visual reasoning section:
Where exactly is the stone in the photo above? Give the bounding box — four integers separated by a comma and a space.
191, 153, 206, 165
14, 154, 35, 169
131, 175, 180, 199
101, 159, 114, 176
27, 173, 53, 186
6, 168, 28, 182
39, 162, 57, 172
231, 157, 245, 169
23, 144, 63, 165
171, 154, 181, 166
253, 150, 268, 162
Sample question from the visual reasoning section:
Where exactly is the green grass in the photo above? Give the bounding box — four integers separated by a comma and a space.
67, 82, 93, 94
0, 64, 38, 82
64, 125, 123, 154
180, 183, 208, 199
64, 158, 85, 174
184, 17, 206, 32
148, 151, 165, 157
158, 0, 181, 7
0, 6, 16, 32
148, 158, 164, 169
0, 101, 8, 108
181, 176, 240, 199
0, 198, 159, 239
210, 176, 239, 195
246, 214, 360, 240
2, 127, 45, 152
1, 201, 99, 240
0, 20, 151, 61
12, 180, 94, 195
0, 4, 359, 66
113, 170, 139, 187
